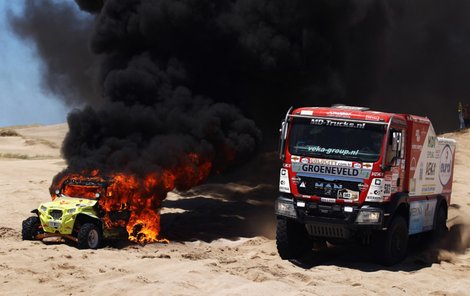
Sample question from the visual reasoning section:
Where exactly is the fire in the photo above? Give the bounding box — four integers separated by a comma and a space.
51, 153, 212, 244
63, 184, 104, 199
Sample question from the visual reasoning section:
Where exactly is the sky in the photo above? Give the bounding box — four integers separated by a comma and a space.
0, 1, 70, 127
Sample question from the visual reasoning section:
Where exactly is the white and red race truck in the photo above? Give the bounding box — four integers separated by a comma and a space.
276, 105, 456, 265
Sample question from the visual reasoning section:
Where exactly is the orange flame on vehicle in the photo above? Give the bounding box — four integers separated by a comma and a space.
51, 153, 212, 244
62, 185, 104, 199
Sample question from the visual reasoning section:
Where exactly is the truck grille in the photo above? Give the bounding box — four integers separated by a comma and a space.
50, 210, 63, 220
297, 176, 361, 198
306, 223, 350, 239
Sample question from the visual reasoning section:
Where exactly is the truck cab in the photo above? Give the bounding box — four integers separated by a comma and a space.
276, 105, 456, 265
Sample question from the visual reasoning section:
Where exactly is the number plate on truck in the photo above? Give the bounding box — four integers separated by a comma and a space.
48, 221, 61, 228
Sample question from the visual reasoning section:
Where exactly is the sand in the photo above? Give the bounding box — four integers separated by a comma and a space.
1, 124, 470, 296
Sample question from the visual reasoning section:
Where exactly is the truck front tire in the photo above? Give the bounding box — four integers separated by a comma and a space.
381, 215, 408, 265
22, 216, 42, 240
276, 218, 312, 259
77, 223, 102, 249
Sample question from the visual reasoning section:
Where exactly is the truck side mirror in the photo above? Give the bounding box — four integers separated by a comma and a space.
279, 107, 293, 161
279, 121, 287, 160
384, 131, 403, 169
392, 132, 401, 152
391, 131, 404, 160
282, 121, 289, 140
380, 164, 392, 171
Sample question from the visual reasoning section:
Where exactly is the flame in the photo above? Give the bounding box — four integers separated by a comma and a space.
63, 184, 104, 199
51, 153, 212, 244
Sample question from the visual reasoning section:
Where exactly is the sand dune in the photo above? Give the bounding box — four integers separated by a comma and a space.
1, 124, 470, 296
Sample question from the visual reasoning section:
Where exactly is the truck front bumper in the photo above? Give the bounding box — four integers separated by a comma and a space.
275, 196, 386, 239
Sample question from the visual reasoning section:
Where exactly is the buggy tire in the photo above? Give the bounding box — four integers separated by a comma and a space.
381, 215, 408, 266
22, 216, 41, 240
77, 223, 102, 249
276, 218, 312, 260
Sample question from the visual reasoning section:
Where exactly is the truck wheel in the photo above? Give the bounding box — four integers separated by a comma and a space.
276, 218, 312, 259
77, 223, 102, 249
22, 216, 42, 240
433, 206, 448, 239
382, 216, 408, 265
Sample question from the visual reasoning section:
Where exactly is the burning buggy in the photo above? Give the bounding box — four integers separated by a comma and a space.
22, 178, 131, 249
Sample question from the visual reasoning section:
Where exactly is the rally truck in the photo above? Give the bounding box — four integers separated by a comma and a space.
21, 178, 129, 249
276, 105, 456, 265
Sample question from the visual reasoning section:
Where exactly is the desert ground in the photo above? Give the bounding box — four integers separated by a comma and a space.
1, 124, 470, 296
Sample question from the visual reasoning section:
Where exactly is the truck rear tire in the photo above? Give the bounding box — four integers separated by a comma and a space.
22, 216, 41, 240
381, 215, 408, 265
433, 205, 448, 239
77, 223, 102, 249
276, 218, 312, 259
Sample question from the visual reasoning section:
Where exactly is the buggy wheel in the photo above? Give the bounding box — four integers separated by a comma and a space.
77, 223, 102, 249
22, 216, 42, 240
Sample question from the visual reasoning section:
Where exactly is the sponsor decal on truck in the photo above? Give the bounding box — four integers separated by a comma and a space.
292, 163, 371, 179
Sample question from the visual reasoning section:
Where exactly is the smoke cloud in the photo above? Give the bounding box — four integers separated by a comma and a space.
369, 0, 470, 133
8, 1, 100, 107
9, 0, 470, 171
11, 0, 470, 136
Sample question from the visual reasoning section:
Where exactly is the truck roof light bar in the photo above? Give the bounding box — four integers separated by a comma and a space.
331, 104, 370, 111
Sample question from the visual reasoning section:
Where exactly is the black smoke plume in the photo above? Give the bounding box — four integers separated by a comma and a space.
10, 0, 470, 175
8, 1, 100, 107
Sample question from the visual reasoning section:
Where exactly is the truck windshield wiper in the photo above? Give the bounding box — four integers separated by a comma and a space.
322, 154, 369, 163
340, 155, 364, 162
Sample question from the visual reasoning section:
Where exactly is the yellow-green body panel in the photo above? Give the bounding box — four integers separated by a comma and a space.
38, 196, 99, 235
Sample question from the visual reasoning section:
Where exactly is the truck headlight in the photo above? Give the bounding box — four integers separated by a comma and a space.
67, 208, 77, 214
355, 209, 381, 224
40, 205, 47, 212
275, 197, 297, 219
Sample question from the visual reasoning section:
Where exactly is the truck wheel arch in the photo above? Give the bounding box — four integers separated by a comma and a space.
382, 193, 410, 229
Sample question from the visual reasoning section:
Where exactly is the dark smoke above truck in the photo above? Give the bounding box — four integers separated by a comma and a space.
276, 105, 456, 265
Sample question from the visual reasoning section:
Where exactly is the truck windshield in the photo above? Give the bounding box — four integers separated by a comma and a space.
288, 117, 385, 162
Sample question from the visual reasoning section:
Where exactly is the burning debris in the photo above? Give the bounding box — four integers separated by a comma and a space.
50, 151, 222, 243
